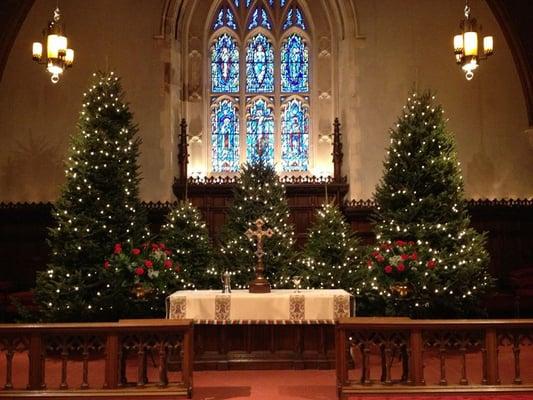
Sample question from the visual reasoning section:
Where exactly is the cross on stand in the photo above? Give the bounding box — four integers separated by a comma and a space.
246, 218, 274, 293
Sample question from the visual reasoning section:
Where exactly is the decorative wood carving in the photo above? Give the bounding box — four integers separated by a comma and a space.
332, 118, 343, 182
0, 320, 193, 397
337, 318, 533, 396
177, 118, 189, 184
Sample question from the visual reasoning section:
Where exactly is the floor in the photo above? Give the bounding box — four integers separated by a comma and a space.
2, 351, 533, 399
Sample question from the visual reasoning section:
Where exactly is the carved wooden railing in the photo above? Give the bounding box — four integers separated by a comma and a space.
0, 319, 193, 398
336, 318, 533, 398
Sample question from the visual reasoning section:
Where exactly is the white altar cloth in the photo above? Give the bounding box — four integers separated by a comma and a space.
166, 289, 352, 323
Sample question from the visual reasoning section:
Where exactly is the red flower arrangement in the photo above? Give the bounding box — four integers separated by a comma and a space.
103, 242, 182, 298
364, 240, 438, 294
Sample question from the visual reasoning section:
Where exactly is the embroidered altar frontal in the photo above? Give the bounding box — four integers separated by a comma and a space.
167, 289, 351, 323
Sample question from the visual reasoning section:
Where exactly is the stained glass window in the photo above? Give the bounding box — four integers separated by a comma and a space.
209, 1, 311, 173
247, 7, 272, 30
212, 99, 240, 172
283, 7, 306, 30
281, 98, 309, 171
246, 34, 274, 93
246, 98, 275, 165
281, 34, 308, 93
211, 34, 240, 93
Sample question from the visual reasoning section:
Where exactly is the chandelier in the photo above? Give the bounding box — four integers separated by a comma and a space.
32, 5, 74, 84
453, 0, 494, 81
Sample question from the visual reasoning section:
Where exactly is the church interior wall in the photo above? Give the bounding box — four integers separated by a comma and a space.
0, 0, 531, 203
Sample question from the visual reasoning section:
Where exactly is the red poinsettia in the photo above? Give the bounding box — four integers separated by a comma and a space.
365, 240, 438, 289
103, 241, 184, 297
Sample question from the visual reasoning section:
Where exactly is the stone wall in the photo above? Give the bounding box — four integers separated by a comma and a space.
0, 0, 531, 202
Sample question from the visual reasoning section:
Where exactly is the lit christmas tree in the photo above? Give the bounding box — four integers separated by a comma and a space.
219, 160, 296, 288
300, 202, 361, 292
160, 201, 219, 289
358, 90, 492, 317
35, 71, 147, 321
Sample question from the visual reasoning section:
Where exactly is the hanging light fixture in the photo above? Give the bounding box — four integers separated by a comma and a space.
32, 4, 74, 84
453, 0, 494, 81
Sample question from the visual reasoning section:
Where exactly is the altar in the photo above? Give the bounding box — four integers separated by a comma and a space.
167, 289, 353, 370
167, 289, 352, 323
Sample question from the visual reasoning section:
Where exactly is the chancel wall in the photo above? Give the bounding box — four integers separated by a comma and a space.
0, 0, 531, 202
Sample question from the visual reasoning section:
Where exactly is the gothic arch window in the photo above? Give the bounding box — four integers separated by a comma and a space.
208, 0, 311, 173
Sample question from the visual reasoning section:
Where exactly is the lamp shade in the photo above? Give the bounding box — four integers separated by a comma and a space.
65, 49, 74, 65
32, 42, 43, 60
47, 34, 67, 59
483, 36, 494, 55
453, 35, 464, 53
47, 34, 59, 58
463, 31, 478, 56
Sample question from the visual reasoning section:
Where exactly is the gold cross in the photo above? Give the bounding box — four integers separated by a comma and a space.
245, 218, 273, 258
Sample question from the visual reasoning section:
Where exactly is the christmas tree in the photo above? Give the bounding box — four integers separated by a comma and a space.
219, 160, 296, 288
35, 71, 147, 321
360, 90, 492, 317
160, 201, 219, 289
300, 202, 361, 292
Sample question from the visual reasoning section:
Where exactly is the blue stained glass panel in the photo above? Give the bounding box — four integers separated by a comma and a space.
246, 0, 252, 7
226, 8, 237, 30
234, 0, 239, 6
282, 9, 293, 30
281, 98, 309, 171
281, 34, 309, 93
213, 9, 224, 30
246, 98, 275, 165
261, 9, 272, 29
283, 7, 306, 30
211, 34, 239, 93
280, 0, 287, 6
246, 34, 274, 92
247, 7, 272, 30
212, 99, 240, 172
213, 7, 237, 30
295, 9, 306, 29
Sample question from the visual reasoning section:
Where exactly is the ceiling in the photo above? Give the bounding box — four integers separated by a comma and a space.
0, 0, 531, 125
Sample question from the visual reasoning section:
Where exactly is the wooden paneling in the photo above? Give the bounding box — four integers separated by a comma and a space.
192, 324, 335, 370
